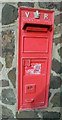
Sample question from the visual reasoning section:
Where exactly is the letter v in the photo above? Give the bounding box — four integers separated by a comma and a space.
25, 12, 30, 18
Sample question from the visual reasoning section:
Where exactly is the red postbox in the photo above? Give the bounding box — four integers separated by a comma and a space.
18, 7, 54, 111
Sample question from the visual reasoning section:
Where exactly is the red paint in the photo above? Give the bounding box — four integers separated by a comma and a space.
18, 7, 54, 111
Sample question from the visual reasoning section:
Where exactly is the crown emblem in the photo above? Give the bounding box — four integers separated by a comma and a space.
34, 10, 40, 18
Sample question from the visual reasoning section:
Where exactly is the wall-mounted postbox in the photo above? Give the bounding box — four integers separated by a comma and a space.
18, 7, 54, 111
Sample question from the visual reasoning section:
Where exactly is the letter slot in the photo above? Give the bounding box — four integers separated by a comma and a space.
23, 23, 52, 32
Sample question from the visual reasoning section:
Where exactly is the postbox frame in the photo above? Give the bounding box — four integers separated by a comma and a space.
18, 7, 54, 111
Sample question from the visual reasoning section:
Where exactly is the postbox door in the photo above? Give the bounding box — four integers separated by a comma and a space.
22, 59, 47, 108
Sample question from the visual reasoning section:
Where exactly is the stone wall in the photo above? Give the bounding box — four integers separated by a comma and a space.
0, 2, 62, 119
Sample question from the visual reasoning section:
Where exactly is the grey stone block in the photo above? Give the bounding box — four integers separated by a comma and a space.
50, 75, 62, 89
18, 2, 34, 8
2, 88, 16, 105
0, 80, 9, 87
2, 106, 14, 118
52, 59, 62, 74
43, 111, 61, 120
51, 92, 62, 107
8, 68, 16, 88
2, 30, 15, 58
58, 47, 62, 58
2, 3, 18, 25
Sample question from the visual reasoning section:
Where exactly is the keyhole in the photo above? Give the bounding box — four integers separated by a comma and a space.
27, 86, 32, 90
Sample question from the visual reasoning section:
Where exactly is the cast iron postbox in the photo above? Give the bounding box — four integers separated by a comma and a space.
18, 7, 54, 111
